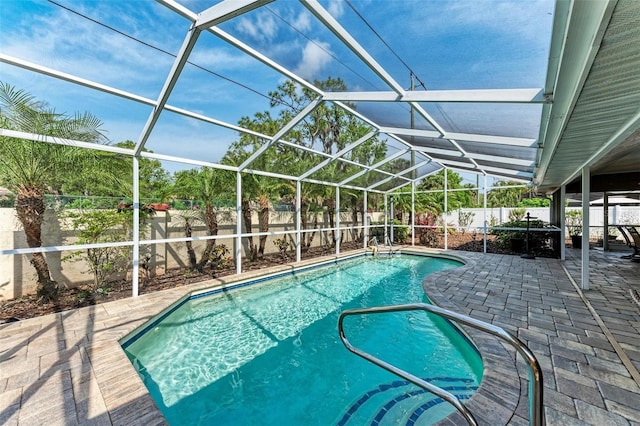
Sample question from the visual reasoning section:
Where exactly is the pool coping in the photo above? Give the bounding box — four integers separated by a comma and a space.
417, 249, 523, 425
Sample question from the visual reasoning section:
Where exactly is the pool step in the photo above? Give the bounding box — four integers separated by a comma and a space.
337, 377, 478, 426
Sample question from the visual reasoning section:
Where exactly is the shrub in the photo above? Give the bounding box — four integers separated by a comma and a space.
171, 200, 189, 210
565, 210, 582, 236
491, 219, 554, 255
419, 228, 439, 247
458, 211, 475, 234
64, 198, 97, 210
0, 193, 15, 207
390, 219, 408, 243
369, 219, 408, 244
64, 210, 133, 294
518, 198, 550, 207
509, 208, 526, 222
416, 213, 439, 248
436, 216, 456, 235
209, 244, 232, 273
273, 238, 289, 259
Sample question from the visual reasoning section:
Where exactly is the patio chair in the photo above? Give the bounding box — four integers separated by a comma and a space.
622, 226, 640, 262
617, 226, 637, 259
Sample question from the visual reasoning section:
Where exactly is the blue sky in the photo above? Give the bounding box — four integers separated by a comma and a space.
0, 0, 554, 182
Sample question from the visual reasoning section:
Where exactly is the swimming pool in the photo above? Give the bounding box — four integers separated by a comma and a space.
122, 254, 483, 425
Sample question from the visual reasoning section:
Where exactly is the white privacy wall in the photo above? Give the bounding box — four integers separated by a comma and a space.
446, 206, 640, 232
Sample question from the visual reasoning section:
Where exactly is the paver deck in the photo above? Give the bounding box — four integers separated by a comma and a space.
1, 248, 638, 425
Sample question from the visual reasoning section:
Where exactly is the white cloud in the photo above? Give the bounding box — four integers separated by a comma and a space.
188, 47, 254, 71
1, 3, 177, 97
415, 0, 553, 42
293, 40, 333, 80
327, 0, 345, 18
235, 11, 278, 43
291, 11, 311, 32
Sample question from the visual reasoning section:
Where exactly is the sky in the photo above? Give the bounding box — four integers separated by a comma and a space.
0, 0, 555, 184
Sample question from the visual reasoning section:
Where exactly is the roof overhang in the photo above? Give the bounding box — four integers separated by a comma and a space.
535, 0, 640, 195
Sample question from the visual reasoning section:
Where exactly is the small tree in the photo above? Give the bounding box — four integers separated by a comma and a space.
491, 219, 554, 255
64, 210, 134, 296
566, 210, 582, 237
209, 244, 232, 275
458, 211, 475, 234
509, 208, 526, 222
0, 83, 106, 302
273, 238, 289, 260
416, 213, 439, 247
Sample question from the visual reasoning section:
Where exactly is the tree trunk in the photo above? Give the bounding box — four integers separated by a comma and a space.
306, 213, 318, 249
300, 200, 309, 250
326, 199, 336, 247
15, 186, 59, 302
242, 199, 258, 261
352, 206, 360, 242
184, 220, 197, 270
257, 195, 270, 257
196, 204, 218, 272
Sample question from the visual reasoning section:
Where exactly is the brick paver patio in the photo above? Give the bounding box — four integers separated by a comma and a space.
1, 248, 638, 425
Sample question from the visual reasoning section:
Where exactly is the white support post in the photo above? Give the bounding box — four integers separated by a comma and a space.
296, 180, 302, 262
444, 168, 448, 249
363, 190, 368, 249
336, 186, 340, 256
236, 171, 242, 275
581, 166, 590, 290
411, 181, 415, 247
560, 185, 566, 261
603, 192, 609, 251
390, 196, 394, 244
384, 194, 388, 245
132, 156, 140, 297
483, 175, 488, 254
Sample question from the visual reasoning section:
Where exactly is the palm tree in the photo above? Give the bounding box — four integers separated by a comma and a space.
225, 116, 284, 260
0, 83, 106, 301
173, 167, 234, 272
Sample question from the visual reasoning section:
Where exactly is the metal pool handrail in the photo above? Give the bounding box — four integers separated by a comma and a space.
338, 303, 544, 426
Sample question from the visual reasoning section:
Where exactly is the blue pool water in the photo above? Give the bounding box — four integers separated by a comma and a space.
122, 254, 483, 425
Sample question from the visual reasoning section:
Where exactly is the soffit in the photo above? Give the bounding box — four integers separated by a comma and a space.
535, 0, 640, 194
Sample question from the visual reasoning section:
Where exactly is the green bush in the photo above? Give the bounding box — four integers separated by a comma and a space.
63, 209, 133, 294
566, 210, 582, 236
458, 211, 475, 234
369, 219, 408, 244
64, 198, 97, 210
209, 244, 232, 273
508, 208, 526, 222
416, 213, 439, 247
171, 200, 190, 210
0, 194, 15, 208
518, 198, 550, 207
273, 238, 289, 259
491, 219, 554, 255
419, 228, 439, 247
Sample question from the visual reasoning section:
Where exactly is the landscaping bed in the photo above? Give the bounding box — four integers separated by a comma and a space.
0, 234, 554, 322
